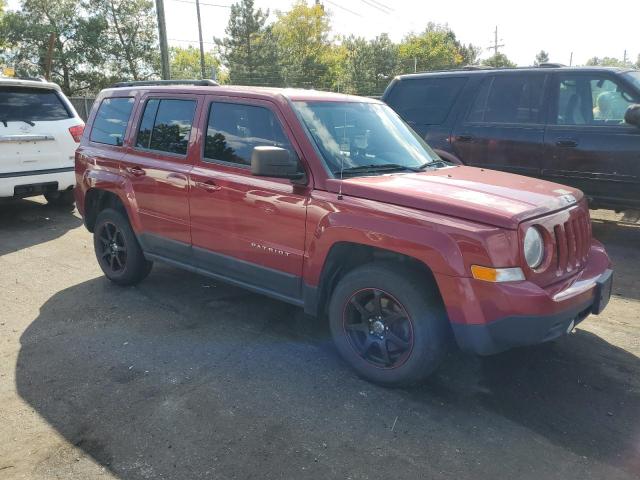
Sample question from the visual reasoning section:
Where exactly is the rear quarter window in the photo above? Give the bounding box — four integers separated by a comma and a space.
385, 77, 467, 125
0, 86, 72, 122
90, 97, 135, 146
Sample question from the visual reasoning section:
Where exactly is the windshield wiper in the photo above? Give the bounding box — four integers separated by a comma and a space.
337, 163, 423, 176
0, 119, 35, 127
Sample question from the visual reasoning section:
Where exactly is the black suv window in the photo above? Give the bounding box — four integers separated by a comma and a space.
0, 86, 71, 122
556, 75, 639, 125
467, 75, 545, 124
90, 97, 134, 146
204, 102, 294, 166
385, 77, 467, 125
136, 99, 196, 155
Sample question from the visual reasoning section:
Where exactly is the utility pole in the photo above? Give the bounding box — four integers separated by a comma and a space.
623, 49, 628, 65
569, 51, 573, 66
44, 33, 55, 81
195, 0, 206, 79
488, 26, 504, 57
155, 0, 171, 80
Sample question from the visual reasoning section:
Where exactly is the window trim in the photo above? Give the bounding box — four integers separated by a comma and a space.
132, 96, 198, 158
201, 99, 295, 170
88, 96, 135, 147
463, 73, 548, 127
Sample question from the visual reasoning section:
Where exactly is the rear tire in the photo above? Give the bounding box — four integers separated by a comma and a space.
328, 262, 449, 386
45, 189, 75, 207
94, 208, 152, 286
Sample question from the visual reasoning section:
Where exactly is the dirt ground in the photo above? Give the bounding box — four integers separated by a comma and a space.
0, 198, 638, 480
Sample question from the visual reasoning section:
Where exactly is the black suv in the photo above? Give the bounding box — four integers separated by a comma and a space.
383, 66, 640, 211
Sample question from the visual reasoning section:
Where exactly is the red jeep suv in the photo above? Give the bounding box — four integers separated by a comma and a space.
75, 80, 613, 386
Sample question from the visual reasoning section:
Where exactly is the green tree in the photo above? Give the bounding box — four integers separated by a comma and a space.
170, 46, 219, 80
0, 0, 105, 94
216, 0, 280, 86
370, 33, 399, 93
90, 0, 159, 81
271, 0, 331, 88
482, 52, 517, 68
397, 24, 464, 73
534, 50, 549, 66
340, 36, 376, 95
459, 43, 482, 66
586, 56, 627, 67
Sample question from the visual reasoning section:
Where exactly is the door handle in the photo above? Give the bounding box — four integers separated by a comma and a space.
456, 134, 474, 142
194, 180, 221, 192
167, 172, 188, 184
126, 166, 146, 177
555, 139, 578, 148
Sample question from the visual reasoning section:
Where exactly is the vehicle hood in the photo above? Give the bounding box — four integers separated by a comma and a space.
326, 166, 583, 229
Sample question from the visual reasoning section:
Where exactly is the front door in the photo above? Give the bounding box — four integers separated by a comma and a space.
543, 72, 640, 209
124, 95, 200, 260
451, 73, 548, 178
189, 97, 308, 301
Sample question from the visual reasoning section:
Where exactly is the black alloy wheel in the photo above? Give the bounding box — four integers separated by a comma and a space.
343, 288, 414, 369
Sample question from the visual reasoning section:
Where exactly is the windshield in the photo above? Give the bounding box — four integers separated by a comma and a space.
625, 71, 640, 91
293, 101, 440, 176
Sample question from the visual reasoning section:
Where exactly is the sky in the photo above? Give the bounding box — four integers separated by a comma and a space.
5, 0, 639, 67
162, 0, 639, 67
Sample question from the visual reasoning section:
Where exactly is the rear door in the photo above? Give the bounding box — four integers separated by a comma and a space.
0, 85, 79, 176
543, 71, 640, 209
124, 95, 200, 256
451, 72, 548, 177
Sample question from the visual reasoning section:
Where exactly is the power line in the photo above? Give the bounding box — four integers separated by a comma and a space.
367, 0, 393, 12
358, 0, 392, 14
168, 0, 231, 8
324, 0, 363, 18
169, 37, 216, 45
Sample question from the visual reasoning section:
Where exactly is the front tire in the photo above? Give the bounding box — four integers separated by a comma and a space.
328, 262, 449, 386
94, 208, 152, 286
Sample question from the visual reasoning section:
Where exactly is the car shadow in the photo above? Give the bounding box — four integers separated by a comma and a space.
16, 263, 640, 479
592, 218, 640, 301
0, 197, 82, 257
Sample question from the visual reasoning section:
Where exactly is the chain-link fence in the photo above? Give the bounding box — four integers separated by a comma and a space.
68, 97, 96, 121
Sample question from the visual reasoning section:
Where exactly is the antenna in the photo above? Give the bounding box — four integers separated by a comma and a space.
337, 110, 346, 200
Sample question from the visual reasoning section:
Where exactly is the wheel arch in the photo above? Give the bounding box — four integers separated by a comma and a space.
83, 188, 130, 232
305, 242, 444, 318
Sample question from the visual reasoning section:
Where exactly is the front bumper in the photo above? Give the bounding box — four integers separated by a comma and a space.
437, 241, 612, 355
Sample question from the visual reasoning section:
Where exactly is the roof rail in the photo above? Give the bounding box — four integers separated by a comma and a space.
460, 65, 492, 70
111, 79, 219, 88
538, 63, 566, 68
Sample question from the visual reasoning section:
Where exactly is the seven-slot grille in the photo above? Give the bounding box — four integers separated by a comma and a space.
552, 207, 591, 274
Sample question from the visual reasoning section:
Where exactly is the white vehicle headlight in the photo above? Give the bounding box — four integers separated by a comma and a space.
524, 227, 544, 269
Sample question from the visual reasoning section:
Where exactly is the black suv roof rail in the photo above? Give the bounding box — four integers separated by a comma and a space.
538, 62, 566, 68
111, 79, 219, 88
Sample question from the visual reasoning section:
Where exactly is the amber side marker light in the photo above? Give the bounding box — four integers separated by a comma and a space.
471, 265, 525, 283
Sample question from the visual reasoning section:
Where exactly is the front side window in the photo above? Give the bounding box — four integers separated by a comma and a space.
204, 102, 294, 166
293, 101, 440, 176
385, 77, 467, 126
0, 87, 71, 122
90, 97, 134, 146
467, 75, 545, 124
135, 98, 196, 155
557, 75, 639, 126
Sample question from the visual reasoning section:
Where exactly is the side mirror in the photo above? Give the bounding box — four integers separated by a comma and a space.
625, 104, 640, 127
251, 146, 306, 182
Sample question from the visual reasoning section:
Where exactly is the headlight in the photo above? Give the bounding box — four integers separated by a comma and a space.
524, 227, 544, 269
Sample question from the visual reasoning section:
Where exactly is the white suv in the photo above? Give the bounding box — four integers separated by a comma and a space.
0, 78, 84, 206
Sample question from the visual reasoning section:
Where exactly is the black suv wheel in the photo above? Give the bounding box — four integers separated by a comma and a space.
94, 208, 153, 285
328, 262, 449, 386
